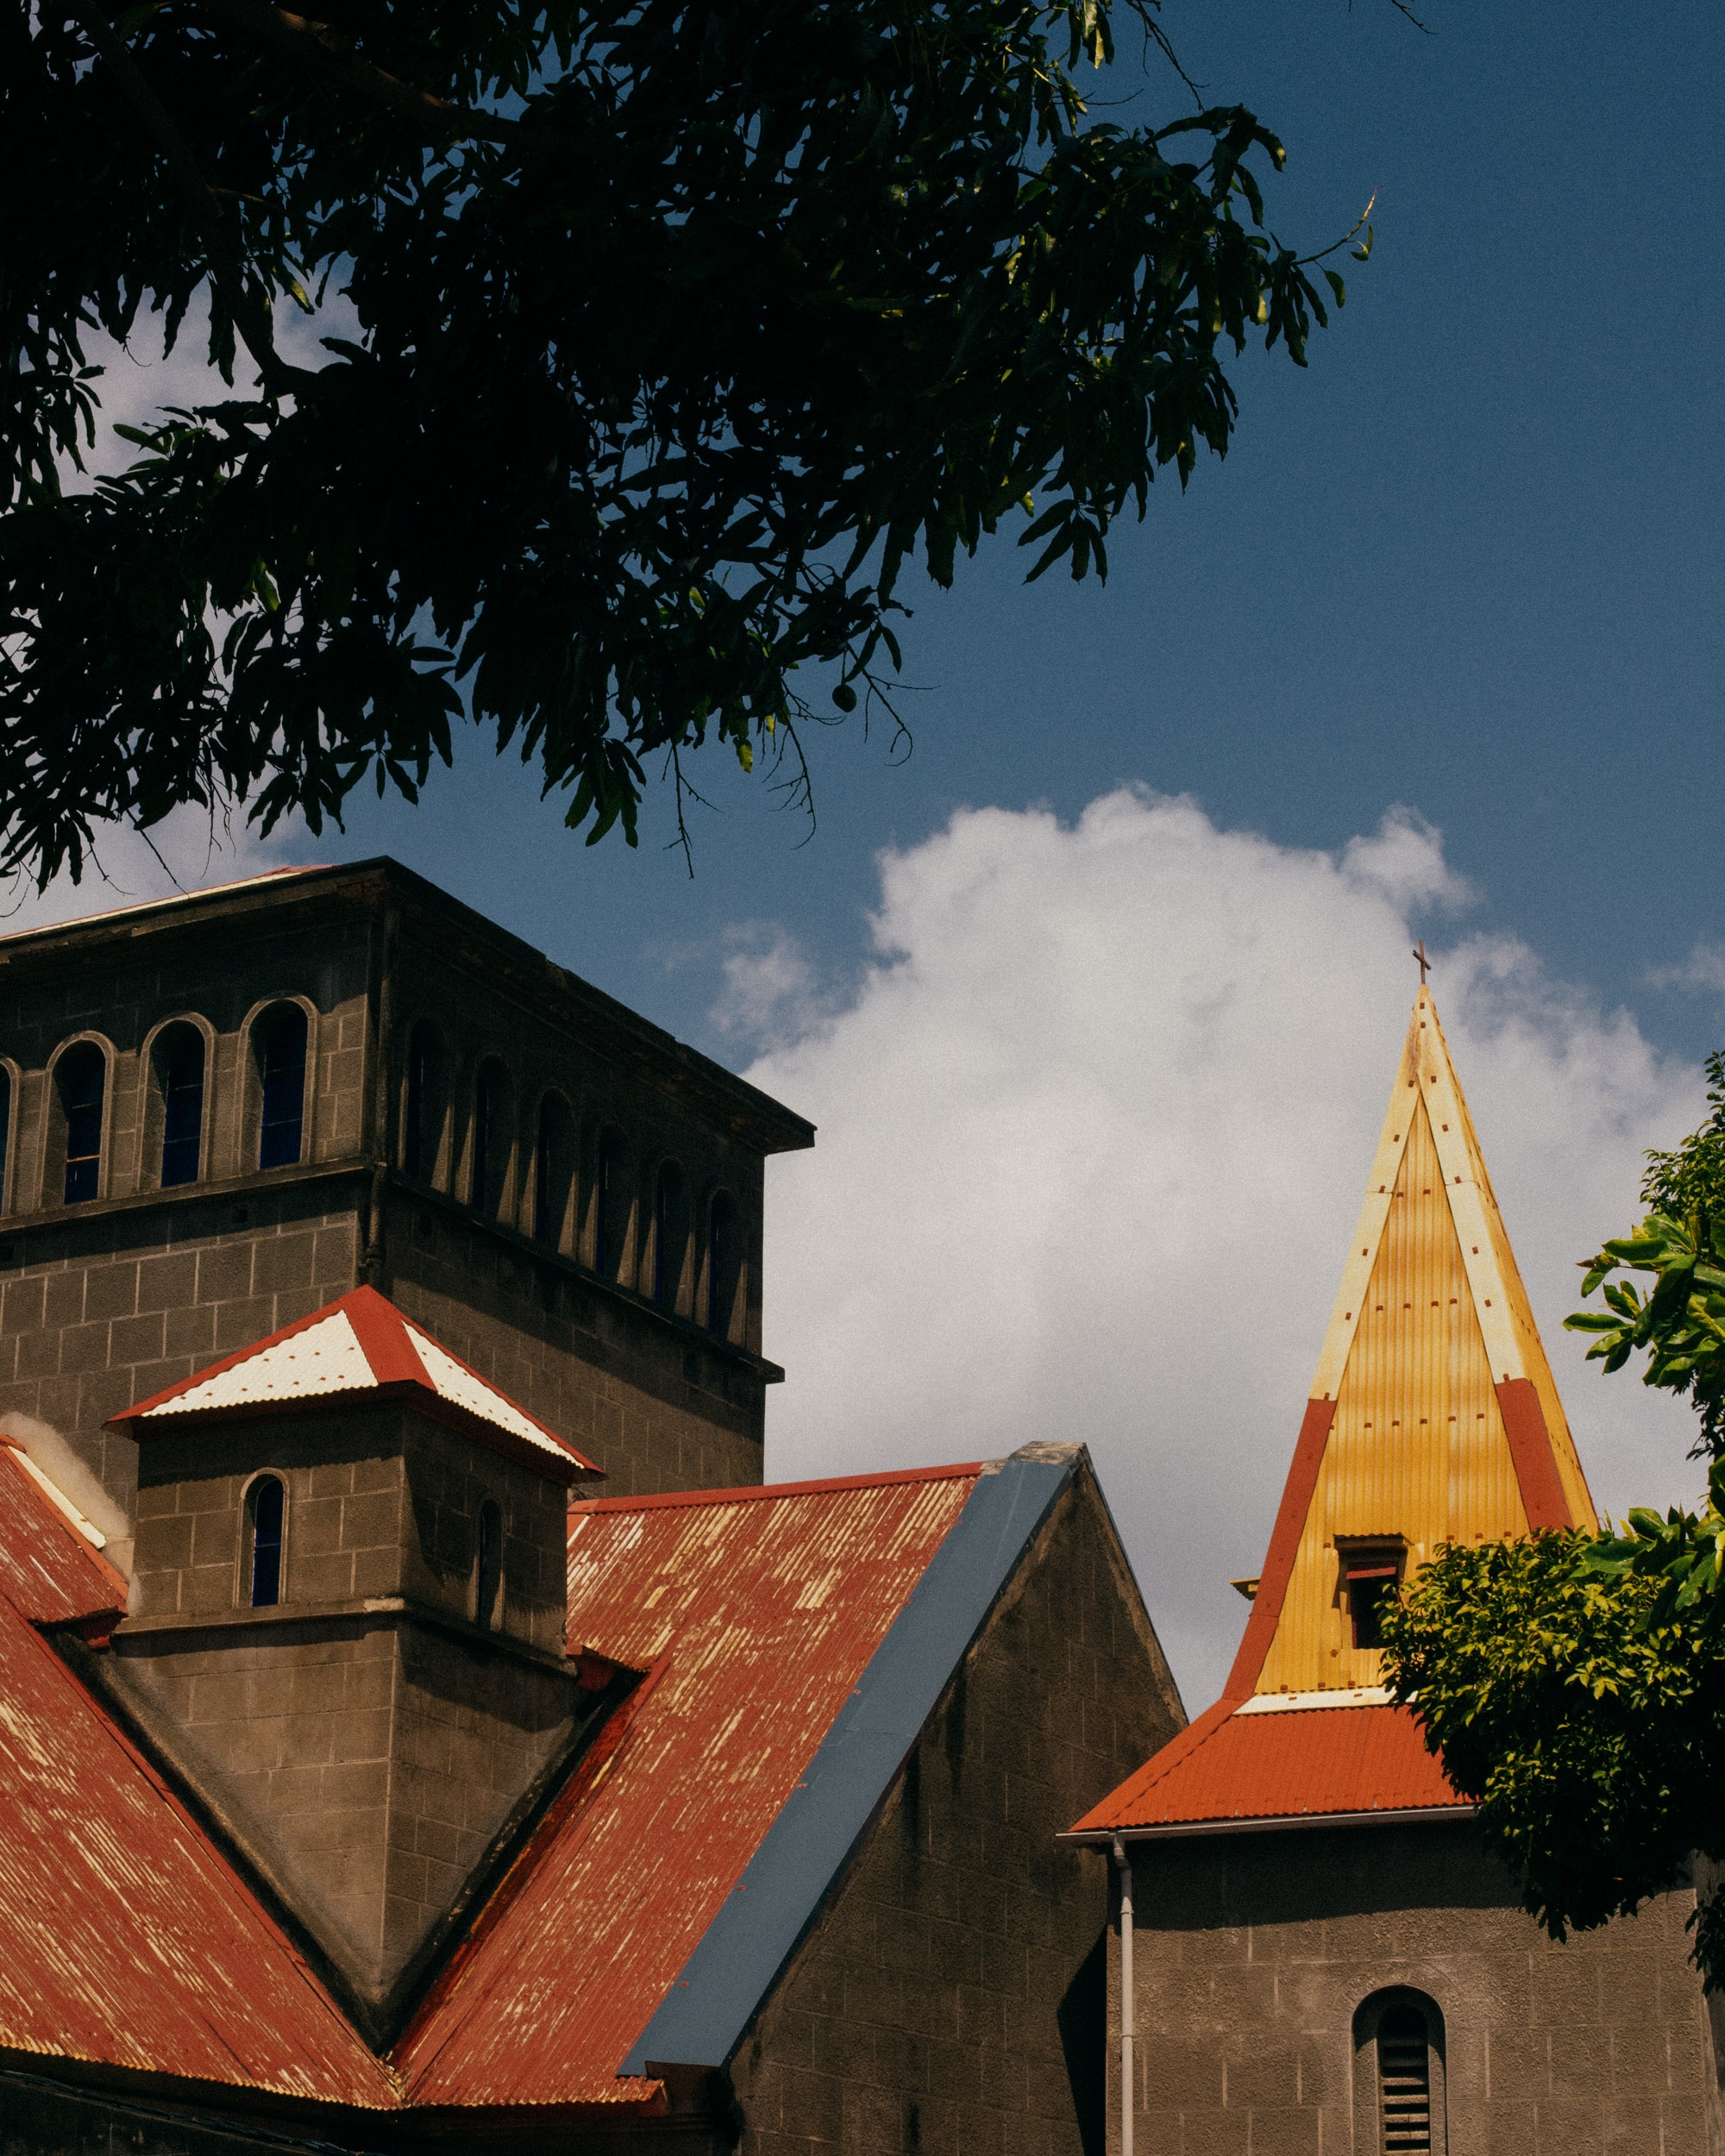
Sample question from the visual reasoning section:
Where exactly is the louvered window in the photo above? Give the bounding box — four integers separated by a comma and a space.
1377, 2005, 1433, 2154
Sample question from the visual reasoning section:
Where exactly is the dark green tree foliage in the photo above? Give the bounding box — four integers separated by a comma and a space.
3, 0, 1358, 880
1383, 1060, 1725, 1985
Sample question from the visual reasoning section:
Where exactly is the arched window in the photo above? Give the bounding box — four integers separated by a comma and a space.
706, 1189, 742, 1339
256, 1006, 308, 1169
248, 1476, 285, 1608
471, 1059, 511, 1219
475, 1498, 503, 1630
158, 1027, 206, 1188
1352, 1990, 1445, 2156
0, 1066, 11, 1212
653, 1162, 689, 1310
534, 1094, 574, 1250
58, 1043, 106, 1204
403, 1022, 448, 1184
595, 1127, 630, 1282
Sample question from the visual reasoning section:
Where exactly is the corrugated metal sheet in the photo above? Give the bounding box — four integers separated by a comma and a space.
0, 1454, 396, 2107
392, 1463, 979, 2108
110, 1286, 599, 1478
1069, 1701, 1464, 1831
0, 1447, 127, 1624
1259, 1093, 1527, 1694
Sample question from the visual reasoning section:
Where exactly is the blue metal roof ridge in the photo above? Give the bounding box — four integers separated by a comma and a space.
616, 1448, 1076, 2078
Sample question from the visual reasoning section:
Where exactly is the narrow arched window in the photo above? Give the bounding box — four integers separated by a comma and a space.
1353, 1990, 1445, 2156
470, 1059, 511, 1219
533, 1094, 574, 1250
1377, 2006, 1433, 2153
595, 1127, 630, 1281
257, 1006, 308, 1169
160, 1028, 206, 1188
654, 1163, 688, 1309
707, 1190, 740, 1338
0, 1067, 11, 1212
405, 1031, 427, 1178
475, 1498, 503, 1630
402, 1022, 448, 1187
59, 1043, 106, 1204
248, 1476, 285, 1608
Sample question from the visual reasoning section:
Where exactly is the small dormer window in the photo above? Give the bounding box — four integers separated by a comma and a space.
248, 1476, 285, 1607
1340, 1540, 1406, 1650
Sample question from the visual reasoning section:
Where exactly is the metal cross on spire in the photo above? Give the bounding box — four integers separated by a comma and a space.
1412, 940, 1432, 986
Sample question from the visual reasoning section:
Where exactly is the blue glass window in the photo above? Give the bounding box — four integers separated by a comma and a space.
249, 1476, 284, 1607
0, 1067, 11, 1209
258, 1006, 307, 1169
60, 1044, 105, 1204
160, 1030, 205, 1188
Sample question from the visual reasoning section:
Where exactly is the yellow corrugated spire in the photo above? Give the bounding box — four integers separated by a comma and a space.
1230, 979, 1597, 1702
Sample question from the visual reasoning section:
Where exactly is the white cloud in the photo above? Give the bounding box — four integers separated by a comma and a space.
746, 787, 1705, 1712
1648, 941, 1725, 1000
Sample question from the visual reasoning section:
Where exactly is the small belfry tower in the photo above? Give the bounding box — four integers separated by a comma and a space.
1068, 974, 1712, 2156
1239, 975, 1597, 1699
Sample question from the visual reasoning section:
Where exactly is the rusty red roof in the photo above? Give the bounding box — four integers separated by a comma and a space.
106, 1286, 599, 1482
392, 1459, 988, 2105
0, 1446, 397, 2108
1066, 1691, 1467, 1837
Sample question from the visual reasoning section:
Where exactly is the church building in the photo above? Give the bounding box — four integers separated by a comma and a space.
1068, 981, 1720, 2156
0, 862, 1179, 2156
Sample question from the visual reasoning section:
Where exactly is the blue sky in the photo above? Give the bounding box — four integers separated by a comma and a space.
266, 0, 1725, 1070
32, 0, 1725, 1703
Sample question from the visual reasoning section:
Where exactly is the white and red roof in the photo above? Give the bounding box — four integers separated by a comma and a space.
108, 1287, 599, 1482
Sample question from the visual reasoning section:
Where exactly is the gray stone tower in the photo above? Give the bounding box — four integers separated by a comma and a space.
100, 1285, 613, 2027
0, 860, 814, 1539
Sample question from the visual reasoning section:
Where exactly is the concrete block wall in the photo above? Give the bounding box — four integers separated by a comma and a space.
730, 1465, 1186, 2156
1117, 1821, 1716, 2156
128, 1404, 569, 1653
109, 1612, 576, 2002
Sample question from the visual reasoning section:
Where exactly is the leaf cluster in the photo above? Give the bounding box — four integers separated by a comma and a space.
1381, 1529, 1725, 1984
3, 0, 1359, 876
1565, 1053, 1725, 1457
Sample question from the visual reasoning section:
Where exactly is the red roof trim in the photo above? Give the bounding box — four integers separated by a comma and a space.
1496, 1377, 1573, 1531
1222, 1396, 1336, 1700
105, 1286, 599, 1476
571, 1460, 983, 1515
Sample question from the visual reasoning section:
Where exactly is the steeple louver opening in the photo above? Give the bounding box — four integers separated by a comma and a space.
1378, 2004, 1433, 2154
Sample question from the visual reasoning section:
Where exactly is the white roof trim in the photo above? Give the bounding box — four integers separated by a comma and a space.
1235, 1687, 1396, 1715
149, 1310, 374, 1414
405, 1325, 570, 1461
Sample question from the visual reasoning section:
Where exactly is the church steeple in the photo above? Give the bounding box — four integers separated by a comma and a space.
1228, 980, 1597, 1700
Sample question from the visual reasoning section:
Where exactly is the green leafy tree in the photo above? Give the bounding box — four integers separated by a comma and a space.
3, 0, 1370, 881
1383, 1056, 1725, 1984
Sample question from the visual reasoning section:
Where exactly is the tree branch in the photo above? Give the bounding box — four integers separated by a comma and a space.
191, 0, 518, 144
69, 0, 299, 398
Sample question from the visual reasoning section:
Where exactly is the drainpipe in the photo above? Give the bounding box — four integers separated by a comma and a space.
1113, 1836, 1134, 2156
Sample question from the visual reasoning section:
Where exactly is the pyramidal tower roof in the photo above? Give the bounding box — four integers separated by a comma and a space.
109, 1286, 600, 1482
1066, 977, 1597, 1841
1230, 978, 1596, 1700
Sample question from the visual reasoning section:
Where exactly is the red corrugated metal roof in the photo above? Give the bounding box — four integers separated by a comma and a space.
1068, 1697, 1465, 1833
0, 1451, 396, 2107
0, 1445, 127, 1625
392, 1463, 981, 2106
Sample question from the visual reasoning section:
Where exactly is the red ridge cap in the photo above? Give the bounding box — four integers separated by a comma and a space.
345, 1285, 431, 1388
570, 1461, 984, 1516
1222, 1396, 1337, 1700
1496, 1377, 1573, 1531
